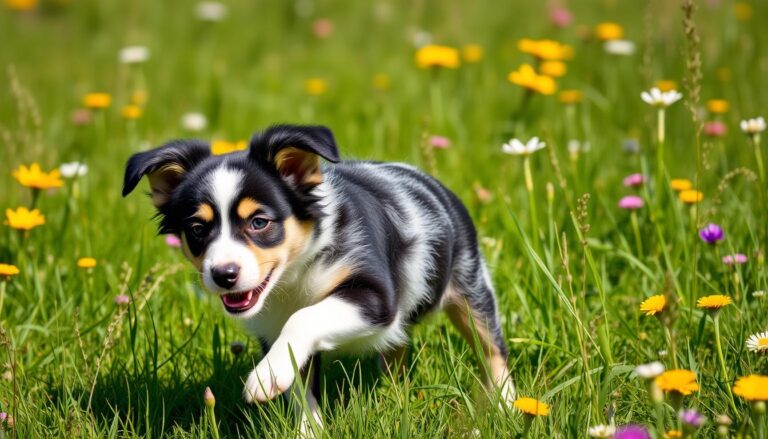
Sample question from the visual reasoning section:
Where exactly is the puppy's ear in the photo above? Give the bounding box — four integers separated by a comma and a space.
122, 140, 211, 208
250, 124, 340, 188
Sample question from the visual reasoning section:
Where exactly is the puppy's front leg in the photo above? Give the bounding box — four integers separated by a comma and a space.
244, 296, 377, 403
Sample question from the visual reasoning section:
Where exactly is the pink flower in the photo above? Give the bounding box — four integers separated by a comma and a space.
71, 109, 92, 126
548, 5, 573, 28
704, 120, 727, 138
312, 18, 334, 38
722, 253, 748, 265
623, 173, 645, 187
429, 135, 451, 149
165, 235, 182, 248
618, 195, 644, 210
114, 294, 130, 305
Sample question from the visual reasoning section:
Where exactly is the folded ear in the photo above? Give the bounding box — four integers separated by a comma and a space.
122, 140, 211, 208
249, 124, 340, 187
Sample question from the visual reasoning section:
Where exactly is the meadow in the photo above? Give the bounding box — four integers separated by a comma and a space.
1, 0, 767, 437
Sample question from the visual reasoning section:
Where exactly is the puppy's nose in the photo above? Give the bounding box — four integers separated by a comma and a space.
211, 263, 240, 289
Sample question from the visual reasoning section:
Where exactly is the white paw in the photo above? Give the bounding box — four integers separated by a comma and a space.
298, 411, 323, 438
243, 356, 296, 403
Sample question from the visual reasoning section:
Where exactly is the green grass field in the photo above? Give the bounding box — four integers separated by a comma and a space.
1, 0, 768, 437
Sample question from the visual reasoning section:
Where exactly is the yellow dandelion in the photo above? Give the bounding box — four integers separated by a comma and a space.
508, 64, 556, 95
696, 294, 731, 310
0, 264, 20, 277
707, 99, 729, 114
5, 0, 37, 11
304, 78, 328, 96
5, 207, 45, 231
655, 369, 699, 396
415, 45, 460, 69
82, 93, 112, 109
372, 73, 391, 91
733, 375, 768, 401
517, 38, 573, 61
655, 80, 678, 93
461, 44, 484, 63
558, 89, 582, 104
121, 105, 142, 120
594, 22, 623, 41
539, 61, 567, 78
664, 430, 682, 439
670, 179, 692, 192
211, 140, 248, 156
513, 397, 549, 416
640, 294, 666, 316
12, 163, 64, 190
77, 257, 97, 269
679, 189, 704, 204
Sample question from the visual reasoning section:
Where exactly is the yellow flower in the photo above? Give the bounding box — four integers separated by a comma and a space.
372, 73, 391, 91
594, 22, 624, 41
670, 179, 692, 192
664, 430, 682, 439
462, 44, 484, 63
696, 294, 731, 310
77, 257, 97, 269
539, 61, 567, 78
211, 140, 248, 156
0, 264, 20, 277
5, 207, 45, 231
733, 375, 768, 401
655, 369, 699, 396
415, 45, 460, 69
5, 0, 37, 11
655, 80, 678, 92
131, 89, 148, 106
12, 163, 64, 190
517, 39, 573, 61
558, 89, 583, 104
707, 99, 729, 114
734, 2, 753, 21
304, 78, 328, 96
513, 397, 549, 416
508, 64, 556, 95
121, 105, 142, 120
640, 294, 666, 316
82, 93, 112, 109
679, 189, 703, 204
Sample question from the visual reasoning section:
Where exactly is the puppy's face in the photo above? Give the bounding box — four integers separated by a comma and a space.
123, 125, 339, 319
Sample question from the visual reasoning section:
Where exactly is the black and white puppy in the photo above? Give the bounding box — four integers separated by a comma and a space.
123, 125, 513, 428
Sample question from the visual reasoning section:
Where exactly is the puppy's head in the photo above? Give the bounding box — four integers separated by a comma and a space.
123, 124, 339, 318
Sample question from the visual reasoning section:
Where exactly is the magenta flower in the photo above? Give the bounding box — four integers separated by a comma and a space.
615, 425, 651, 439
548, 5, 573, 28
429, 135, 451, 149
165, 235, 182, 248
623, 173, 645, 187
699, 223, 724, 244
618, 195, 644, 210
114, 294, 130, 305
722, 253, 748, 265
312, 18, 334, 38
680, 408, 706, 429
704, 120, 727, 138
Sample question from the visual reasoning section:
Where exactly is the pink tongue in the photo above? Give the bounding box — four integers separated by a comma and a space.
222, 291, 253, 308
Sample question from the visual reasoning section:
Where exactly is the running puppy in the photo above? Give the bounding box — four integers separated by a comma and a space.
122, 124, 514, 428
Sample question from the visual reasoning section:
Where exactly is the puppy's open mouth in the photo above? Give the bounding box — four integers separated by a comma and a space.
220, 269, 274, 313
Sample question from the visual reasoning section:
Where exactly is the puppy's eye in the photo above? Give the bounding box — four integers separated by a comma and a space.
249, 217, 270, 231
188, 222, 207, 239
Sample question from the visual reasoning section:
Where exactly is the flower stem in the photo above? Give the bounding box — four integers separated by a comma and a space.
429, 71, 444, 127
656, 108, 666, 204
753, 134, 765, 183
206, 405, 220, 439
630, 211, 644, 258
523, 156, 541, 253
664, 325, 679, 369
713, 313, 738, 415
0, 281, 5, 319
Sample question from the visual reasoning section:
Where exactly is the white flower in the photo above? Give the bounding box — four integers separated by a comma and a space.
740, 116, 766, 135
603, 39, 635, 56
118, 46, 150, 64
588, 424, 616, 438
641, 87, 682, 107
753, 290, 766, 298
196, 1, 228, 22
746, 331, 768, 353
501, 137, 546, 156
181, 112, 208, 132
567, 140, 590, 156
635, 361, 665, 379
59, 162, 88, 178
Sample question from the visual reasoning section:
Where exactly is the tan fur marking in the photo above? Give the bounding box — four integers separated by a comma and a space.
274, 147, 323, 185
317, 265, 354, 299
245, 215, 314, 274
147, 164, 186, 208
237, 198, 261, 220
180, 234, 203, 270
194, 203, 215, 222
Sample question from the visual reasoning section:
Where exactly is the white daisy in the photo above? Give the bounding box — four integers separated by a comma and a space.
603, 39, 635, 56
635, 361, 665, 379
59, 162, 88, 178
196, 1, 228, 22
753, 290, 765, 298
118, 46, 150, 64
740, 117, 766, 135
588, 424, 616, 438
501, 137, 546, 156
641, 87, 682, 107
746, 331, 768, 353
181, 112, 208, 132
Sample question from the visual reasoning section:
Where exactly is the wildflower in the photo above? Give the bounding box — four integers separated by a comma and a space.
304, 78, 328, 96
196, 1, 227, 22
594, 22, 624, 41
622, 138, 640, 153
204, 386, 216, 407
548, 5, 572, 28
5, 0, 36, 11
707, 99, 729, 114
461, 44, 483, 63
740, 117, 766, 135
618, 195, 644, 210
746, 331, 768, 353
559, 89, 582, 104
165, 235, 182, 248
181, 112, 208, 132
734, 2, 753, 21
311, 18, 333, 38
513, 397, 549, 416
722, 253, 747, 265
655, 370, 699, 396
614, 425, 650, 439
703, 121, 727, 138
680, 408, 706, 429
663, 431, 682, 439
698, 224, 724, 244
501, 137, 546, 156
623, 173, 645, 188
12, 163, 64, 189
415, 45, 460, 69
119, 46, 150, 64
733, 375, 768, 401
409, 29, 432, 48
655, 80, 678, 92
211, 140, 247, 156
508, 64, 556, 95
753, 290, 766, 299
567, 140, 590, 158
230, 341, 245, 355
121, 105, 142, 120
588, 424, 616, 438
641, 87, 682, 107
670, 179, 692, 191
640, 295, 665, 316
604, 39, 636, 56
372, 73, 391, 91
71, 109, 92, 126
539, 61, 566, 77
517, 39, 573, 60
114, 294, 130, 305
428, 135, 451, 149
5, 207, 45, 231
635, 361, 665, 379
473, 182, 492, 203
77, 257, 97, 269
0, 264, 20, 278
678, 189, 703, 204
60, 162, 88, 178
83, 93, 111, 109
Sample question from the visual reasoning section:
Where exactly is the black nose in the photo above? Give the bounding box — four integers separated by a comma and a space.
211, 263, 240, 289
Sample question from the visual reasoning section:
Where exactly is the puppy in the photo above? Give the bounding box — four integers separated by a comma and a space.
122, 124, 514, 429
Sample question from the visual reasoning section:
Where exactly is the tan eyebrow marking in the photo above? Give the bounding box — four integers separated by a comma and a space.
194, 203, 214, 222
237, 197, 261, 219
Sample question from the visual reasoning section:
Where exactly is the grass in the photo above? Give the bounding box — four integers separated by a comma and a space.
1, 0, 767, 437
